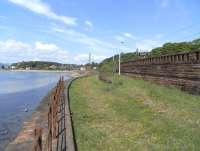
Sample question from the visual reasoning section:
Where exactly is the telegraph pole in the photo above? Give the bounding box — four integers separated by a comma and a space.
89, 52, 91, 65
118, 53, 121, 75
119, 41, 124, 75
113, 55, 115, 74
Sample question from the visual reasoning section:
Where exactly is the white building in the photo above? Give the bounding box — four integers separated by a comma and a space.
49, 65, 57, 69
11, 66, 16, 70
26, 67, 31, 70
80, 67, 86, 71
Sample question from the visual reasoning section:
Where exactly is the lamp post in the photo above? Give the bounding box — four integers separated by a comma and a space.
118, 52, 121, 75
112, 55, 115, 75
119, 41, 124, 75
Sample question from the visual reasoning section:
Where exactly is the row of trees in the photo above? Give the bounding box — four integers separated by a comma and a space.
11, 61, 81, 70
151, 38, 200, 57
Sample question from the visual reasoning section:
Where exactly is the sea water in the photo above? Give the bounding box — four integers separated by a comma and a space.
0, 71, 70, 150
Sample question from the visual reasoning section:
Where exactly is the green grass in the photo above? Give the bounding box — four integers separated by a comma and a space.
69, 75, 200, 151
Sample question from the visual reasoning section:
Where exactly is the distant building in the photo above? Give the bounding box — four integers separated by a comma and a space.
80, 67, 86, 71
4, 65, 9, 69
138, 52, 150, 58
25, 67, 31, 70
11, 66, 16, 70
49, 65, 57, 70
85, 65, 92, 71
0, 65, 4, 70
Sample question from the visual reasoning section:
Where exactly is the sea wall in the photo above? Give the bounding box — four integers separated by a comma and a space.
121, 51, 200, 94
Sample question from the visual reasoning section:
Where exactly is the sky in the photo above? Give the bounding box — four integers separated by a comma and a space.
0, 0, 200, 64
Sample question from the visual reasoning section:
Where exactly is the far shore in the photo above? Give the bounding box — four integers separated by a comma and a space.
0, 69, 80, 73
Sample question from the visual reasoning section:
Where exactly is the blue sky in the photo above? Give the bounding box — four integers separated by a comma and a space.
0, 0, 200, 64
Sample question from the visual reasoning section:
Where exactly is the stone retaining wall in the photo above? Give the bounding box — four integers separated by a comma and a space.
121, 51, 200, 94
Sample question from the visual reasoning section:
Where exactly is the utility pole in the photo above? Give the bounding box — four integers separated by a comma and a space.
113, 55, 115, 74
89, 52, 91, 65
119, 41, 124, 75
118, 53, 121, 75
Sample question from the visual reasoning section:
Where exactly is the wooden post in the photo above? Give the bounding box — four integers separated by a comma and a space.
33, 128, 42, 151
48, 105, 52, 151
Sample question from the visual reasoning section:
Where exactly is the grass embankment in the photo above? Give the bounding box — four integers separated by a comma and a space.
69, 75, 200, 151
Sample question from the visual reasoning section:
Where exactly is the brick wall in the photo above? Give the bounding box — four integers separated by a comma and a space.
121, 51, 200, 94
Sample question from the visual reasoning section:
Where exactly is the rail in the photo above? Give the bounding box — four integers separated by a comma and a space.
32, 77, 66, 151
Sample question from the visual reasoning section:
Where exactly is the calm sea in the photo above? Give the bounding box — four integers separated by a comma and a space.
0, 71, 70, 150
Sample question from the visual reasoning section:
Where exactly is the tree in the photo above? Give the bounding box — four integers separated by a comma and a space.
1, 65, 5, 69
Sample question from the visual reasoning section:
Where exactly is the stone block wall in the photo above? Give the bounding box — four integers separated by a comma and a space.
121, 51, 200, 94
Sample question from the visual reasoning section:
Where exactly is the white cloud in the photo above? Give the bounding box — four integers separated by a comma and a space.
51, 27, 116, 52
35, 41, 58, 51
114, 32, 136, 42
114, 35, 126, 42
0, 16, 7, 19
0, 39, 68, 63
50, 26, 163, 61
51, 27, 65, 33
85, 20, 93, 28
0, 39, 30, 50
74, 54, 88, 64
160, 0, 170, 7
155, 33, 164, 39
0, 26, 8, 30
123, 33, 134, 38
8, 0, 77, 26
93, 55, 107, 62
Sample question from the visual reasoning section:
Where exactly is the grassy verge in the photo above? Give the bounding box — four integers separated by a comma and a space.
69, 75, 200, 151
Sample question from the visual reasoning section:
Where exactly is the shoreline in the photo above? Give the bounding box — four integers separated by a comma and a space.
0, 69, 84, 80
5, 71, 85, 151
0, 69, 80, 73
5, 82, 56, 151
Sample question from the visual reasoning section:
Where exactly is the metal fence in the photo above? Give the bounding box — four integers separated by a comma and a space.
32, 128, 42, 151
33, 77, 66, 151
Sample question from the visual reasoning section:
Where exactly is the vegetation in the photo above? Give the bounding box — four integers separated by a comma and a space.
99, 38, 200, 73
99, 52, 148, 76
0, 63, 8, 69
10, 61, 81, 70
70, 75, 200, 151
151, 38, 200, 57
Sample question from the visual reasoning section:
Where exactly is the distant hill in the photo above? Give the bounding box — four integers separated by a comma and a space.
11, 61, 81, 70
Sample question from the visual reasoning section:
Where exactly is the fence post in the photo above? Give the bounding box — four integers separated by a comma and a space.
33, 128, 42, 151
48, 105, 52, 151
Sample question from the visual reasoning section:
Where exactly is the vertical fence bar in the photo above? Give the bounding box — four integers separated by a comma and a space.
33, 77, 67, 151
32, 128, 42, 151
48, 104, 52, 151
